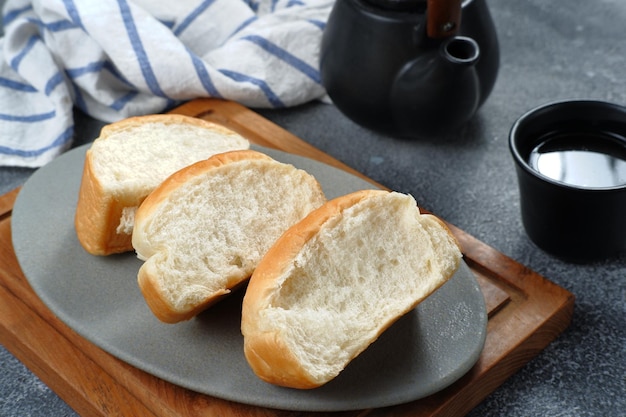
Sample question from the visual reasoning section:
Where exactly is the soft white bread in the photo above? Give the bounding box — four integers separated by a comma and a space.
74, 114, 249, 256
132, 150, 327, 323
241, 189, 462, 389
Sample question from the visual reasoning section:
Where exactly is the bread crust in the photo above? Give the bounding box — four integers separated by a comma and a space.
241, 190, 389, 389
132, 150, 275, 249
241, 189, 462, 389
133, 149, 325, 323
74, 149, 133, 255
137, 264, 231, 323
421, 213, 463, 253
99, 113, 240, 139
74, 114, 247, 256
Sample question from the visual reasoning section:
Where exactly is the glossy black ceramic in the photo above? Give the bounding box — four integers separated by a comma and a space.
320, 0, 499, 137
509, 100, 626, 261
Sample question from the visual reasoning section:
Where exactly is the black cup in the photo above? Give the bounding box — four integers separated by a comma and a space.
509, 100, 626, 261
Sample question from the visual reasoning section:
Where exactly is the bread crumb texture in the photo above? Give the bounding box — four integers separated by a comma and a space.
137, 153, 326, 316
251, 192, 461, 385
91, 119, 249, 198
75, 114, 249, 256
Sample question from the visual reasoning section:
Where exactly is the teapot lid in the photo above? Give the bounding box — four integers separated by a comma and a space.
364, 0, 427, 12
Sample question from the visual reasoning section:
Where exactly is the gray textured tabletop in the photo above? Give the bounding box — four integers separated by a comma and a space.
1, 0, 625, 416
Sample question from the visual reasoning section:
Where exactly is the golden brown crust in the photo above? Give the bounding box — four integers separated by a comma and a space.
133, 149, 306, 323
74, 149, 133, 255
99, 113, 238, 139
243, 331, 319, 389
241, 189, 389, 388
241, 190, 462, 389
74, 114, 248, 256
422, 213, 463, 253
137, 265, 231, 323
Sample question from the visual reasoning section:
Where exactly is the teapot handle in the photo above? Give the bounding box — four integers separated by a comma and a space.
427, 0, 462, 38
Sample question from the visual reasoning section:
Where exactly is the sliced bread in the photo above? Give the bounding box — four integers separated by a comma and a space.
132, 150, 327, 323
74, 114, 250, 255
241, 189, 462, 389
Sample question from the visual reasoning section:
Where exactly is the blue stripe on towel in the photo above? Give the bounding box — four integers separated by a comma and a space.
25, 17, 78, 32
10, 35, 39, 71
161, 99, 181, 113
110, 91, 139, 111
159, 19, 176, 30
229, 16, 257, 37
243, 0, 259, 12
102, 61, 135, 88
61, 0, 85, 30
67, 61, 136, 89
63, 61, 137, 107
174, 0, 216, 36
65, 61, 106, 78
65, 60, 133, 87
218, 69, 284, 108
2, 5, 33, 26
45, 19, 77, 32
188, 49, 222, 97
0, 77, 37, 92
306, 19, 326, 30
44, 72, 64, 96
0, 110, 56, 122
0, 126, 73, 157
117, 0, 169, 98
242, 35, 321, 84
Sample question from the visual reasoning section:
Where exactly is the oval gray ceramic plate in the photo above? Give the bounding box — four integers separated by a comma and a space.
12, 144, 487, 412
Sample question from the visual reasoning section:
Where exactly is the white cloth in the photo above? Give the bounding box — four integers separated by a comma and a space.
0, 0, 334, 167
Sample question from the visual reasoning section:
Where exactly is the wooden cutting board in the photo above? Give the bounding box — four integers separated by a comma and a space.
0, 98, 574, 417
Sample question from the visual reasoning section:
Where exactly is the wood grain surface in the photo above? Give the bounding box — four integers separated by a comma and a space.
0, 99, 574, 417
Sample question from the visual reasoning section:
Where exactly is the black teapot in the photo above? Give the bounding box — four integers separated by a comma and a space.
320, 0, 499, 137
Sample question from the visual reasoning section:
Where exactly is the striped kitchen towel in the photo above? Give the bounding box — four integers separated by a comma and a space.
0, 0, 334, 167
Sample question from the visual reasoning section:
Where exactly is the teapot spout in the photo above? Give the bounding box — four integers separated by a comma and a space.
389, 35, 482, 136
441, 35, 480, 67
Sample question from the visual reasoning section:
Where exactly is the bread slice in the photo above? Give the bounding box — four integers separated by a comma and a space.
241, 189, 462, 389
132, 149, 327, 323
74, 114, 250, 255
